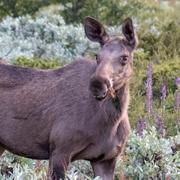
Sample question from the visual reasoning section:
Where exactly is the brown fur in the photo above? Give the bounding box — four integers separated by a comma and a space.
0, 17, 138, 180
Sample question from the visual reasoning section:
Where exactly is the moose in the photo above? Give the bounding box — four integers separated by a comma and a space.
0, 17, 138, 180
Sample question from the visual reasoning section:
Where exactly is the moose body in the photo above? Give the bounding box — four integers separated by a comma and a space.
0, 17, 138, 180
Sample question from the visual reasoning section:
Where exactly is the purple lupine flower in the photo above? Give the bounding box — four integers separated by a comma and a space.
160, 82, 167, 100
146, 64, 153, 114
176, 77, 180, 88
155, 115, 165, 137
136, 118, 146, 137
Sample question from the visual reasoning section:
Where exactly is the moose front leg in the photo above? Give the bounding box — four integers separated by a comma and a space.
91, 159, 116, 180
49, 153, 70, 180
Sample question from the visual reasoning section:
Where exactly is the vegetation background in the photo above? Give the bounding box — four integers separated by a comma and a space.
0, 0, 179, 179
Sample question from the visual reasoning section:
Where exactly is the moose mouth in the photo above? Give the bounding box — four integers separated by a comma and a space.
94, 92, 107, 101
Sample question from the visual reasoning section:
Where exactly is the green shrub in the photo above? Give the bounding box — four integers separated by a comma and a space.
153, 21, 180, 62
153, 58, 180, 95
0, 0, 51, 20
129, 57, 180, 134
132, 57, 180, 97
138, 19, 180, 63
134, 49, 149, 62
136, 2, 180, 63
0, 152, 100, 180
137, 29, 158, 59
57, 0, 160, 25
13, 56, 62, 69
0, 14, 98, 62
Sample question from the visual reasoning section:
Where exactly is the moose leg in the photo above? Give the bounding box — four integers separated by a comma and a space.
91, 159, 116, 180
0, 146, 4, 156
49, 153, 70, 180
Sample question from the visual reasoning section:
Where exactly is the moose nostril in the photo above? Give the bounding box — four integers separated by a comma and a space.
92, 80, 103, 90
90, 78, 106, 91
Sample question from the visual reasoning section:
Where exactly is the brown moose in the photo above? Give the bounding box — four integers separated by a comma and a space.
0, 17, 138, 180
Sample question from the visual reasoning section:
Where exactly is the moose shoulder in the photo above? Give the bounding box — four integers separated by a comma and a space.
0, 17, 138, 180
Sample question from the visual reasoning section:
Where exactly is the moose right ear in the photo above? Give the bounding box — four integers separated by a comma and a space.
84, 16, 109, 46
122, 17, 138, 49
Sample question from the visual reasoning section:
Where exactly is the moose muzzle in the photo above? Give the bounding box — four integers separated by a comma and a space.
90, 75, 111, 100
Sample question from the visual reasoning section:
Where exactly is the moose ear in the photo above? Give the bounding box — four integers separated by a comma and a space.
122, 18, 138, 49
84, 16, 109, 46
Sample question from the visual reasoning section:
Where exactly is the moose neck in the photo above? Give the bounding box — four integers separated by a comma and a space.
113, 82, 130, 118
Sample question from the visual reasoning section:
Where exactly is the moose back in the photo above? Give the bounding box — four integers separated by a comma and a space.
0, 17, 138, 180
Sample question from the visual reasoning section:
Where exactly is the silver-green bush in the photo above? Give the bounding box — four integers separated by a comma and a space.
0, 14, 98, 63
117, 127, 180, 179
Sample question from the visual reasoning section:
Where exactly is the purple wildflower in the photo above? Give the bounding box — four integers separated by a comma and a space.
146, 64, 153, 114
160, 82, 167, 100
136, 118, 146, 137
176, 77, 180, 88
155, 116, 165, 137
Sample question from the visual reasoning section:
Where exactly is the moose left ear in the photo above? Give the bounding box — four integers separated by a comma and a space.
84, 16, 109, 46
122, 18, 138, 49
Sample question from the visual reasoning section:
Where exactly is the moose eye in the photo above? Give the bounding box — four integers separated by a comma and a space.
119, 55, 128, 65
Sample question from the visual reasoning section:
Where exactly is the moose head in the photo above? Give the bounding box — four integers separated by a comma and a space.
84, 17, 138, 100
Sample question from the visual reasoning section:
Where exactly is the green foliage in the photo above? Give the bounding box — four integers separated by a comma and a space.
2, 127, 179, 179
117, 127, 180, 179
0, 152, 48, 179
138, 19, 180, 62
134, 49, 149, 62
53, 0, 160, 25
0, 152, 101, 180
14, 56, 62, 69
154, 21, 180, 61
0, 14, 98, 62
0, 0, 50, 20
153, 58, 180, 94
129, 55, 180, 134
133, 58, 180, 97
